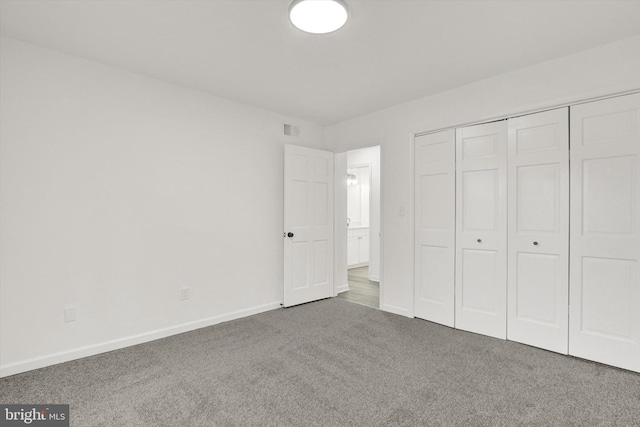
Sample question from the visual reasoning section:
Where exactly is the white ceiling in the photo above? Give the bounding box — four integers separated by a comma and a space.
1, 0, 640, 125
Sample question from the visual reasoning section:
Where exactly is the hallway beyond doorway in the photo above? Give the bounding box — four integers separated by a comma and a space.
336, 266, 379, 309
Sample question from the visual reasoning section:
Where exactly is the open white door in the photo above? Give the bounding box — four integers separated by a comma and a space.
414, 129, 456, 327
507, 108, 569, 354
284, 144, 334, 307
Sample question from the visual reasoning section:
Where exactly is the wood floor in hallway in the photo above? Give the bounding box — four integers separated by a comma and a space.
336, 266, 379, 309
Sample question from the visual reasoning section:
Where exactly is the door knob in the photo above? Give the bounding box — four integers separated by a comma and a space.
533, 241, 539, 246
477, 239, 482, 243
287, 232, 294, 238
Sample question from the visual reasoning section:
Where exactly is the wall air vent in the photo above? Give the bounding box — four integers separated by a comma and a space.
284, 123, 299, 137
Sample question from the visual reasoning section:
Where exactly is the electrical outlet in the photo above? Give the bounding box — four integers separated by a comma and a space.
64, 306, 76, 323
180, 287, 190, 301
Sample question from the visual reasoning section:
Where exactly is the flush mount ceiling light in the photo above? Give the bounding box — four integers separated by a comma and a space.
289, 0, 348, 34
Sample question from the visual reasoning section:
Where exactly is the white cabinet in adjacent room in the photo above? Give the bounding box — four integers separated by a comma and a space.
347, 234, 359, 267
347, 227, 369, 268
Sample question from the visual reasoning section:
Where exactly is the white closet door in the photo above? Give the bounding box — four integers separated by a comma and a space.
414, 129, 455, 327
507, 108, 569, 354
455, 121, 507, 339
569, 93, 640, 373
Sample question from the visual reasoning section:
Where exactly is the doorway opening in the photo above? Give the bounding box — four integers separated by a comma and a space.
335, 146, 381, 309
337, 266, 379, 309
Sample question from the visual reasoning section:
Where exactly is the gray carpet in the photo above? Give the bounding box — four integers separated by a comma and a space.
1, 298, 639, 426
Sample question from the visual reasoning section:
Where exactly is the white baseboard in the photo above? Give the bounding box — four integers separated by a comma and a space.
336, 283, 350, 294
347, 262, 369, 269
368, 275, 380, 283
381, 303, 412, 318
0, 301, 282, 378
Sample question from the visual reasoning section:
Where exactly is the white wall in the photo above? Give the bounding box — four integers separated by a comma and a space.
0, 37, 325, 377
347, 166, 369, 227
347, 146, 381, 281
325, 35, 640, 317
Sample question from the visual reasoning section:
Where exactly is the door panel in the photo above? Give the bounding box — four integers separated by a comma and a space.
292, 181, 308, 226
292, 242, 308, 290
461, 249, 498, 314
582, 109, 638, 145
583, 156, 634, 234
455, 121, 507, 339
507, 108, 569, 354
421, 173, 450, 230
414, 129, 455, 327
462, 134, 497, 159
284, 145, 334, 307
516, 164, 559, 232
570, 93, 640, 373
419, 245, 449, 304
312, 182, 329, 226
581, 257, 634, 339
462, 170, 497, 231
515, 252, 559, 325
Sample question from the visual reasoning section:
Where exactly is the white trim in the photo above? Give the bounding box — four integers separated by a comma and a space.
333, 151, 348, 298
0, 301, 281, 378
378, 143, 385, 313
413, 87, 640, 138
409, 131, 417, 319
336, 283, 350, 294
381, 303, 411, 318
347, 261, 369, 269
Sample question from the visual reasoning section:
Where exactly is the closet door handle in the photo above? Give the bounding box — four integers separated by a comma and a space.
533, 241, 539, 246
477, 239, 482, 243
287, 232, 294, 238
